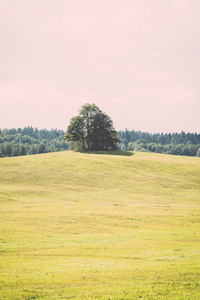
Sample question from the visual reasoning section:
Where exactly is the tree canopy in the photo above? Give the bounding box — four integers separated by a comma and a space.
0, 127, 69, 157
64, 104, 120, 151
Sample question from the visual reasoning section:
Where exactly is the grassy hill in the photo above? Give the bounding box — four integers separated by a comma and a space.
0, 151, 200, 299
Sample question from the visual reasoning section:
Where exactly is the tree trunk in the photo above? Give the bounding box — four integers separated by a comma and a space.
82, 139, 85, 149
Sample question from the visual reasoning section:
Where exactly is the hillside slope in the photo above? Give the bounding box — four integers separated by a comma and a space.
0, 151, 200, 299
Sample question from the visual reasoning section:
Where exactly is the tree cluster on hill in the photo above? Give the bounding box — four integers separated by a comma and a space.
65, 103, 120, 151
0, 127, 69, 157
118, 129, 200, 157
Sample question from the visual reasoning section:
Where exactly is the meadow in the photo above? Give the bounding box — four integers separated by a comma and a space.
0, 151, 200, 299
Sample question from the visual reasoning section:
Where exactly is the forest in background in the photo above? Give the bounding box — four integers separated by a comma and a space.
0, 127, 200, 157
118, 129, 200, 157
0, 127, 69, 157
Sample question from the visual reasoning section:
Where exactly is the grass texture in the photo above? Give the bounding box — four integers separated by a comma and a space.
0, 151, 200, 299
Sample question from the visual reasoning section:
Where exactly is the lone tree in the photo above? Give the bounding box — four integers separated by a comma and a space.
64, 103, 120, 150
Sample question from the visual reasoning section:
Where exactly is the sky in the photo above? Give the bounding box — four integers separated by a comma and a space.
1, 0, 200, 133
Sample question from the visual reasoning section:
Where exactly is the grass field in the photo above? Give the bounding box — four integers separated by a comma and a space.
0, 151, 200, 299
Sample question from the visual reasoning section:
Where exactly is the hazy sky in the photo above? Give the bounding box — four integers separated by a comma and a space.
1, 0, 200, 133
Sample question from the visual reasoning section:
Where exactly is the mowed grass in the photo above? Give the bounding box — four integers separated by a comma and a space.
0, 151, 200, 299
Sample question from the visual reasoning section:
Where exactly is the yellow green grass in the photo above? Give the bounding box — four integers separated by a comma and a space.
0, 151, 200, 299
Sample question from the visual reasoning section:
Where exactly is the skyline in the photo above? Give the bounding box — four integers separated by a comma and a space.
1, 0, 200, 133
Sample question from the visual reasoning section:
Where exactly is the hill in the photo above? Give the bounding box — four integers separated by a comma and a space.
0, 151, 200, 299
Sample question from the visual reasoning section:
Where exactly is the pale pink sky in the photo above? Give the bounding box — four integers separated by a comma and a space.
0, 0, 200, 133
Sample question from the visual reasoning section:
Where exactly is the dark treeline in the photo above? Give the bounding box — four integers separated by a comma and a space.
1, 127, 200, 158
118, 130, 200, 157
0, 127, 70, 157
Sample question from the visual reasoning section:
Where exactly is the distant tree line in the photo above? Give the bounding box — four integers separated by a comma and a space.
118, 130, 200, 157
0, 127, 69, 157
1, 127, 200, 158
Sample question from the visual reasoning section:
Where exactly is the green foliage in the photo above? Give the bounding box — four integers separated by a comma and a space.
65, 116, 85, 149
118, 130, 200, 157
1, 126, 199, 158
0, 127, 70, 157
65, 103, 120, 150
